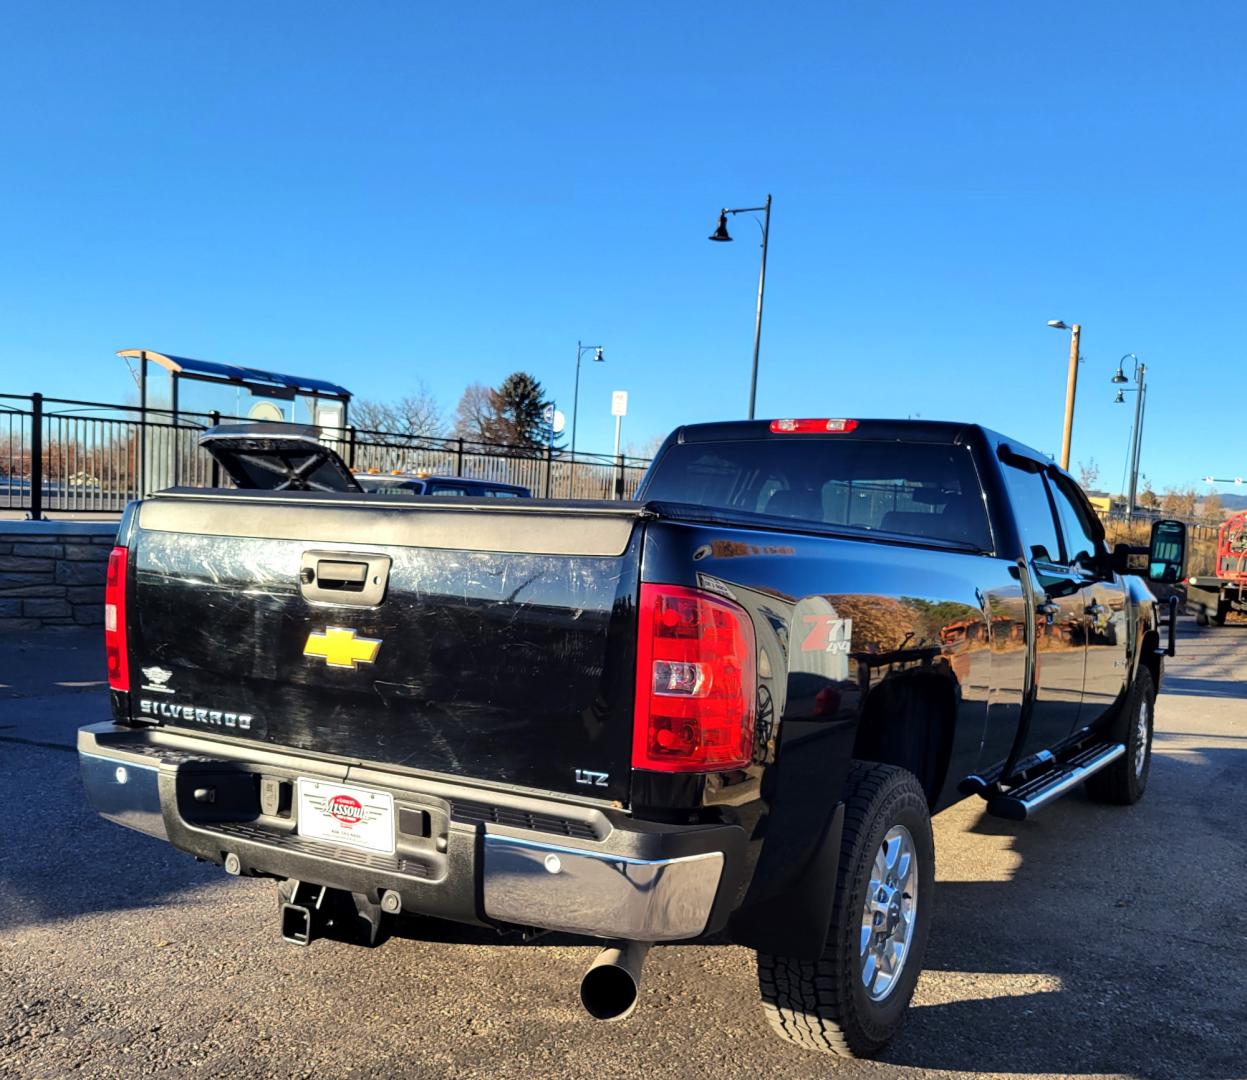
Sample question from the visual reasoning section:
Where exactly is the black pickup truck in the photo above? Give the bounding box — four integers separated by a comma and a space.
79, 417, 1185, 1059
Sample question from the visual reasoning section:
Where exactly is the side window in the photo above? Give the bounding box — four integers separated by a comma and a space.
1049, 478, 1102, 569
1002, 465, 1063, 563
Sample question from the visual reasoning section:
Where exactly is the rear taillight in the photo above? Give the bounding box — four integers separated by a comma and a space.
633, 584, 757, 772
769, 418, 858, 434
104, 546, 129, 692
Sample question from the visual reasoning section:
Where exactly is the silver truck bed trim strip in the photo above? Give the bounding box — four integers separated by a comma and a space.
138, 497, 640, 557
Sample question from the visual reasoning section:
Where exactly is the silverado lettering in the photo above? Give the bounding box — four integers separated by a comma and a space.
139, 699, 253, 730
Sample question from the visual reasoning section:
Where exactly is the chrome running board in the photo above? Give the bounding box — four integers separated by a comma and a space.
986, 742, 1126, 821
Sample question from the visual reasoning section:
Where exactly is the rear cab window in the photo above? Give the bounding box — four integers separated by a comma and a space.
641, 438, 994, 552
1000, 464, 1064, 564
1048, 476, 1103, 570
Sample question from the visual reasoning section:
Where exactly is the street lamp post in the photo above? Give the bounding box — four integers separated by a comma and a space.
570, 341, 604, 458
1047, 319, 1081, 470
710, 194, 772, 420
1111, 354, 1147, 514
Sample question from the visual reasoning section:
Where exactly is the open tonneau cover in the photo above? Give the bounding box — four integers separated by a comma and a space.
199, 423, 363, 493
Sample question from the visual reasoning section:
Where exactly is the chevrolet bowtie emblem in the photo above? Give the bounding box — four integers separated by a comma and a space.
303, 627, 382, 669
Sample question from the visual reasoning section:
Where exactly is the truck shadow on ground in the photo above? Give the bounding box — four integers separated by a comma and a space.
390, 744, 1246, 1079
874, 744, 1246, 1078
0, 741, 224, 935
1158, 674, 1247, 697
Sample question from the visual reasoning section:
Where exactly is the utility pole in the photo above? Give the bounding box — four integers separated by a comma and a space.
1059, 323, 1080, 471
1112, 354, 1147, 515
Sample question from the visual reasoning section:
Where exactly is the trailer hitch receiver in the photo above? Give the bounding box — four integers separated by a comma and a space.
277, 880, 389, 947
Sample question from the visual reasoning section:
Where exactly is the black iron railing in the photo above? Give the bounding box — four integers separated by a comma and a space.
0, 393, 653, 519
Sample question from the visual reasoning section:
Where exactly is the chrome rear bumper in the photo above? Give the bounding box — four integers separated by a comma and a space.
79, 749, 167, 839
78, 722, 742, 943
482, 834, 724, 941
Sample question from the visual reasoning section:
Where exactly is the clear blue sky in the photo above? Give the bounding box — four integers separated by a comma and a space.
2, 2, 1244, 492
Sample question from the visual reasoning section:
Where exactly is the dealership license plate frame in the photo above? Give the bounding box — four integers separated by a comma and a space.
296, 778, 395, 855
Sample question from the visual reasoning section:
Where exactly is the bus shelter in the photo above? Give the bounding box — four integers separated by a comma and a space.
117, 348, 352, 494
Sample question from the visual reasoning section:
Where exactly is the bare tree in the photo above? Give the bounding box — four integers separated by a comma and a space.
351, 382, 444, 439
1199, 490, 1224, 522
351, 399, 399, 433
392, 386, 444, 437
1160, 486, 1198, 519
453, 383, 500, 443
1077, 458, 1100, 491
1138, 479, 1160, 509
624, 433, 667, 460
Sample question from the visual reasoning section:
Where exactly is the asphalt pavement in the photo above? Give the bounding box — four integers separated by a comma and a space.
1, 620, 1244, 1080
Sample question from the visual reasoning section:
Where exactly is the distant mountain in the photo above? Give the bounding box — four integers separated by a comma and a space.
1216, 493, 1247, 512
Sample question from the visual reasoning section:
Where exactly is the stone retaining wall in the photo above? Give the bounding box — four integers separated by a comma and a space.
0, 521, 119, 632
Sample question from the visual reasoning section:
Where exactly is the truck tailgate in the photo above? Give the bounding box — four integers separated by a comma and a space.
125, 493, 645, 805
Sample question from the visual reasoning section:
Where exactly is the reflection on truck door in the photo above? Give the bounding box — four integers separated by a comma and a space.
1002, 462, 1086, 755
1050, 474, 1129, 728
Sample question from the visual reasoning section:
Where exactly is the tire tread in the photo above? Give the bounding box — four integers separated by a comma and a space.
757, 761, 931, 1058
1085, 667, 1155, 805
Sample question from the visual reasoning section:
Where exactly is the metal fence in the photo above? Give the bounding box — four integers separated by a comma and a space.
0, 393, 653, 518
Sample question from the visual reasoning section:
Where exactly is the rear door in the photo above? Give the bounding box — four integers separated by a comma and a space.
1049, 475, 1128, 727
126, 494, 644, 804
999, 461, 1087, 754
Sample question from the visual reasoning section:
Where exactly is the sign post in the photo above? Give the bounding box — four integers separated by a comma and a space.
611, 390, 628, 458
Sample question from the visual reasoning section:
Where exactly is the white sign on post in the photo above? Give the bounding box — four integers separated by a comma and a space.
611, 390, 628, 417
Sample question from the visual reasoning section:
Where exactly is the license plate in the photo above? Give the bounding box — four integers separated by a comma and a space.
296, 778, 395, 855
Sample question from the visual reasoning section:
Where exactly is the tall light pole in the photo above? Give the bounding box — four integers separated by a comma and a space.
710, 194, 772, 419
1047, 319, 1081, 470
1112, 354, 1147, 514
570, 342, 604, 458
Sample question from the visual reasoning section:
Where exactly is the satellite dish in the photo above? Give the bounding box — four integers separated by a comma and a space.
248, 401, 285, 422
552, 409, 566, 435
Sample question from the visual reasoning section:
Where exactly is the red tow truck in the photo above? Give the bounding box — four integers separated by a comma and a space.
1186, 510, 1247, 626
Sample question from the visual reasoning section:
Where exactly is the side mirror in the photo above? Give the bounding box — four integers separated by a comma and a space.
1148, 519, 1187, 584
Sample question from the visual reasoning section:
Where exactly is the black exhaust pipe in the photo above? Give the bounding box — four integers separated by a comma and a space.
579, 941, 652, 1021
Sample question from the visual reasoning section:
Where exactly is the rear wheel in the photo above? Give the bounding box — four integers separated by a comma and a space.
758, 762, 934, 1058
1086, 667, 1155, 805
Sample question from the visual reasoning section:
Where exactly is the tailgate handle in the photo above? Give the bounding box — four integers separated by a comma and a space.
299, 551, 391, 607
316, 560, 368, 588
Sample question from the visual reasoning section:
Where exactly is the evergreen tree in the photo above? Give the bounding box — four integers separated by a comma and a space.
490, 372, 552, 450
